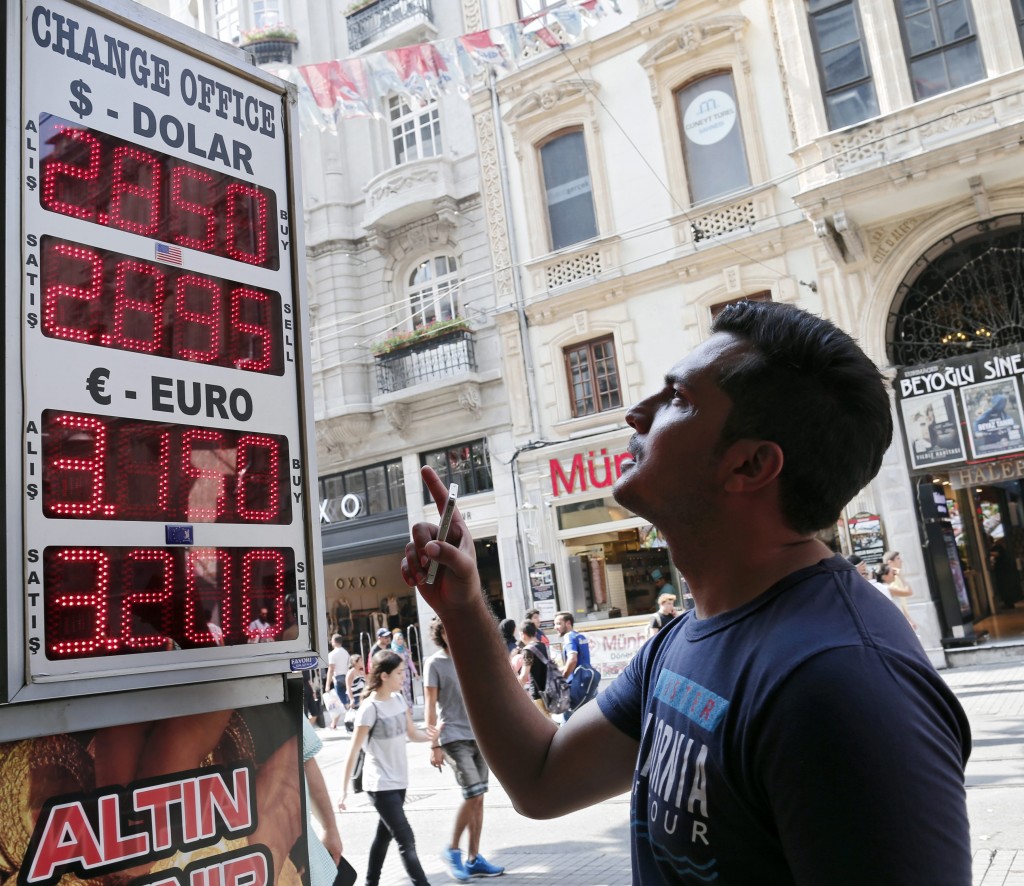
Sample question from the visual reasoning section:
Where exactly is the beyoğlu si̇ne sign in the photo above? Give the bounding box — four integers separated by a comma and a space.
895, 343, 1024, 474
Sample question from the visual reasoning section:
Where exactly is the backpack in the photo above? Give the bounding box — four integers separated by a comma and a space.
531, 642, 570, 715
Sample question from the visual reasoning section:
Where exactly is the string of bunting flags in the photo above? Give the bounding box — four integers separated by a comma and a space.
269, 0, 619, 135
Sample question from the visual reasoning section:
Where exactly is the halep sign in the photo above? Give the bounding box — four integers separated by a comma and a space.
9, 0, 321, 696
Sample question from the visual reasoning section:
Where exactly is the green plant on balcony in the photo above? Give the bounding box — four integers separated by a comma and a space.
344, 0, 378, 16
240, 23, 298, 43
371, 317, 469, 356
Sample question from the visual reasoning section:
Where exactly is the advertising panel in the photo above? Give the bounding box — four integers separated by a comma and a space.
0, 691, 306, 885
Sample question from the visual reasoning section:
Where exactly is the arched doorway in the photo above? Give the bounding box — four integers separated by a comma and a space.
888, 215, 1024, 642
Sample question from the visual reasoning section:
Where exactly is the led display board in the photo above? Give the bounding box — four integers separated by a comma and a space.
5, 0, 322, 698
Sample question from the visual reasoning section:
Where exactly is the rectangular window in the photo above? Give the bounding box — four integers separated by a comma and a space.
319, 459, 405, 522
421, 439, 493, 501
389, 96, 442, 166
564, 336, 622, 418
676, 73, 751, 205
540, 130, 598, 251
807, 0, 879, 129
213, 0, 240, 42
1013, 0, 1024, 50
252, 0, 282, 27
896, 0, 985, 100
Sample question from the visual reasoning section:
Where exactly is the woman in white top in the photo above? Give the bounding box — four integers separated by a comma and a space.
339, 650, 436, 886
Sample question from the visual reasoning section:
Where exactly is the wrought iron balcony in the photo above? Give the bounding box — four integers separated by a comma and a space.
242, 38, 297, 64
347, 0, 433, 52
375, 328, 476, 394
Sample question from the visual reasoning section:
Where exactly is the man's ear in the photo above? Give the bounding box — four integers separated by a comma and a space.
721, 440, 784, 493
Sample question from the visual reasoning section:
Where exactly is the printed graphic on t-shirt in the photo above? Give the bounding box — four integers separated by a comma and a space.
635, 669, 729, 881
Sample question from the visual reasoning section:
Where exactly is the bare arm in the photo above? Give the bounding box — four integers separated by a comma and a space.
402, 466, 637, 819
304, 756, 342, 862
337, 723, 369, 811
405, 709, 436, 743
424, 685, 445, 770
325, 663, 336, 688
562, 650, 578, 679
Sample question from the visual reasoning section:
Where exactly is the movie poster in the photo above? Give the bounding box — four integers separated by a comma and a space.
961, 378, 1024, 459
899, 391, 967, 470
0, 691, 307, 886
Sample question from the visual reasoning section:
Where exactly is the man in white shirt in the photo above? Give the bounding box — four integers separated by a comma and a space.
325, 633, 351, 707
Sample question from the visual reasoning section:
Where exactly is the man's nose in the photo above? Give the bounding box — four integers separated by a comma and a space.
626, 399, 653, 433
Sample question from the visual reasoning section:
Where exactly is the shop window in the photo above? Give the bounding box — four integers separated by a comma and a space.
675, 72, 751, 205
320, 459, 405, 522
895, 0, 984, 101
389, 95, 442, 166
408, 255, 459, 329
709, 291, 772, 322
807, 0, 879, 129
540, 129, 599, 251
565, 335, 622, 418
421, 439, 493, 501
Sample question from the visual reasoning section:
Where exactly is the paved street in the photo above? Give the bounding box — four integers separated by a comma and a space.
314, 658, 1024, 885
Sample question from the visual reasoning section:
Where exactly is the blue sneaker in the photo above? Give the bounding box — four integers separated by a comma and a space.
443, 847, 471, 882
466, 854, 505, 877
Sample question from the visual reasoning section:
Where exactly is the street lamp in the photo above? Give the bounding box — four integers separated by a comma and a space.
518, 500, 539, 551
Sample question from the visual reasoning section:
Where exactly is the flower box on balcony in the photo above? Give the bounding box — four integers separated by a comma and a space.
373, 321, 476, 395
240, 25, 298, 64
371, 318, 469, 356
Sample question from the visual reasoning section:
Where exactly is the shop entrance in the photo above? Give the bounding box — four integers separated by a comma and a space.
563, 527, 675, 619
936, 477, 1024, 640
475, 537, 505, 620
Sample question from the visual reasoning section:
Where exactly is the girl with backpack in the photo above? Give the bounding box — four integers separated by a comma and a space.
520, 620, 557, 720
338, 650, 437, 886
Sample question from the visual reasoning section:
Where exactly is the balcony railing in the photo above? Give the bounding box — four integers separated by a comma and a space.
347, 0, 433, 51
375, 328, 475, 394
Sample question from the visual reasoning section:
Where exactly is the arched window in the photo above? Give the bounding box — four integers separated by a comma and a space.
408, 255, 459, 329
889, 216, 1024, 367
675, 72, 750, 204
539, 129, 598, 251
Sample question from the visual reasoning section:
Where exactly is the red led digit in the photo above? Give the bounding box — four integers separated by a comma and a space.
174, 275, 221, 364
46, 548, 111, 656
121, 549, 175, 650
230, 288, 272, 372
184, 549, 231, 645
44, 413, 114, 517
115, 422, 170, 520
242, 549, 286, 643
113, 259, 164, 352
181, 428, 229, 520
41, 125, 101, 221
225, 182, 268, 266
109, 145, 161, 236
42, 241, 103, 345
171, 165, 217, 252
236, 435, 281, 522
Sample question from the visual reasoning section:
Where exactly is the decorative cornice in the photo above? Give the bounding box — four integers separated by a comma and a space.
505, 79, 598, 125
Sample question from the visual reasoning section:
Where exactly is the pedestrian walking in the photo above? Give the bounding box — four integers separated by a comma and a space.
553, 611, 600, 720
424, 618, 505, 881
338, 650, 437, 886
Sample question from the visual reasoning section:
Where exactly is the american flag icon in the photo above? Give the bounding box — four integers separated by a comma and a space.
155, 242, 182, 265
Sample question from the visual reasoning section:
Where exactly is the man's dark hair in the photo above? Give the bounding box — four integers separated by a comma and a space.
847, 555, 863, 566
524, 608, 540, 619
711, 301, 893, 534
331, 633, 343, 646
521, 620, 539, 640
430, 616, 447, 649
555, 611, 574, 626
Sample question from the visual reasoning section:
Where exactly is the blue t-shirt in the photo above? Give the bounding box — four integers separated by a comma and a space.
598, 556, 971, 885
563, 629, 592, 680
